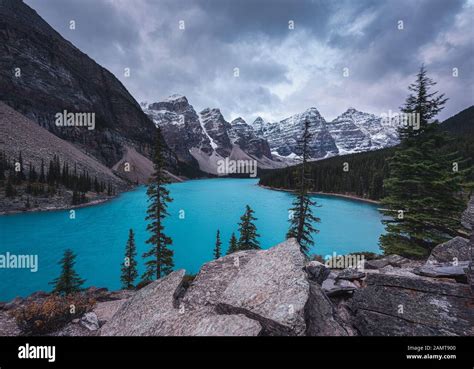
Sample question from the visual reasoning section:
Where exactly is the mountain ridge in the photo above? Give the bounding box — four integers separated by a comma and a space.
143, 95, 401, 175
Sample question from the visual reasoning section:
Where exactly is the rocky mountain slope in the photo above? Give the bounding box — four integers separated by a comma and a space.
0, 102, 128, 213
251, 108, 399, 159
0, 0, 157, 168
142, 95, 283, 175
1, 199, 472, 336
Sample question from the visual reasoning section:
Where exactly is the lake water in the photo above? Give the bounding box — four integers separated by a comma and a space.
0, 178, 384, 300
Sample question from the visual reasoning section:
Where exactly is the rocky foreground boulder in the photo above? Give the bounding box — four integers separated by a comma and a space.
101, 239, 309, 336
2, 231, 473, 336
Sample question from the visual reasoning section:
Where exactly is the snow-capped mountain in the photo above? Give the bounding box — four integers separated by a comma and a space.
143, 95, 400, 175
327, 108, 399, 155
142, 95, 284, 175
142, 95, 212, 165
228, 117, 272, 159
253, 108, 338, 159
251, 107, 399, 159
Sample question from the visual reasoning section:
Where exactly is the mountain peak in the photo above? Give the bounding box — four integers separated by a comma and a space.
345, 107, 358, 114
231, 117, 246, 125
164, 94, 188, 103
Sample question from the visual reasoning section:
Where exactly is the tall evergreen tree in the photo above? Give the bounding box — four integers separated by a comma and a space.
50, 249, 85, 295
380, 65, 469, 258
237, 205, 260, 250
399, 65, 448, 139
142, 129, 174, 281
5, 178, 16, 197
39, 159, 45, 183
227, 232, 239, 255
286, 118, 321, 255
213, 230, 222, 259
120, 229, 138, 289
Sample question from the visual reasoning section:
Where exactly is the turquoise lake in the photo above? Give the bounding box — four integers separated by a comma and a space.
0, 178, 384, 301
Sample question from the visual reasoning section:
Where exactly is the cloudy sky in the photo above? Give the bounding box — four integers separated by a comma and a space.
26, 0, 473, 123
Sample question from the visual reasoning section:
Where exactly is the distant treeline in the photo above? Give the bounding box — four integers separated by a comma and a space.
259, 148, 394, 200
0, 152, 114, 205
259, 106, 474, 201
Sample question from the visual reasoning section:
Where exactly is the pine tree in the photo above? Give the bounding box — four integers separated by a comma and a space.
286, 118, 321, 256
227, 232, 239, 255
237, 205, 260, 250
142, 129, 174, 282
213, 230, 222, 259
50, 249, 85, 295
379, 65, 469, 258
398, 65, 448, 139
120, 229, 138, 289
39, 159, 46, 183
5, 178, 16, 197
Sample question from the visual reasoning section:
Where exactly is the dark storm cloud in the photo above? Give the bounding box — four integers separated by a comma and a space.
25, 0, 473, 122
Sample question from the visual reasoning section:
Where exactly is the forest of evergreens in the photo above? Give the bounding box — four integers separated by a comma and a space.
0, 152, 113, 206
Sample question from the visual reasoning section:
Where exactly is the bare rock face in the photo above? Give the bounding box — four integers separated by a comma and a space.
100, 270, 186, 336
427, 237, 470, 263
322, 278, 358, 297
305, 283, 349, 336
364, 254, 411, 269
100, 268, 261, 336
305, 260, 331, 285
228, 118, 272, 159
351, 273, 474, 336
0, 311, 20, 336
144, 95, 212, 165
79, 312, 100, 331
336, 268, 366, 281
182, 250, 259, 309
414, 262, 470, 283
217, 238, 309, 336
0, 0, 157, 167
93, 299, 129, 326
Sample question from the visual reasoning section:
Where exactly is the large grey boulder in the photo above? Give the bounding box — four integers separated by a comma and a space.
364, 254, 411, 269
351, 273, 474, 336
305, 283, 349, 336
427, 237, 470, 264
93, 299, 129, 326
217, 238, 309, 335
336, 268, 366, 281
182, 250, 258, 309
100, 265, 262, 336
322, 278, 357, 296
414, 261, 470, 283
305, 260, 331, 285
100, 270, 186, 336
79, 312, 100, 331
